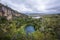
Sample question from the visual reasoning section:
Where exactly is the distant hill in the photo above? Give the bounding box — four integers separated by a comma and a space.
26, 13, 60, 17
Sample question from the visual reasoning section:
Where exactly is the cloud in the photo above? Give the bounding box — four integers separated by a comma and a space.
23, 0, 60, 13
11, 4, 33, 13
1, 0, 60, 14
0, 0, 33, 13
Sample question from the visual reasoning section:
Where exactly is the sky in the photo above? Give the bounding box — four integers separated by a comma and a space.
0, 0, 60, 14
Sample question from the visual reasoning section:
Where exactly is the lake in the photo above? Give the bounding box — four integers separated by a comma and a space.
25, 25, 35, 34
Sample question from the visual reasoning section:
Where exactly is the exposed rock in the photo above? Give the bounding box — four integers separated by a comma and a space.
0, 3, 28, 20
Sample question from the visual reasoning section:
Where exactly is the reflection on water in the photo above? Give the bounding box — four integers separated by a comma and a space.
25, 25, 35, 34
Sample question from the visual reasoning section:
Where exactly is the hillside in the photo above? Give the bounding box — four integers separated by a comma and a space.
0, 3, 28, 20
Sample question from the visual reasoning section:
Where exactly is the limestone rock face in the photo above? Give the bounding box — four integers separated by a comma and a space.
0, 3, 28, 20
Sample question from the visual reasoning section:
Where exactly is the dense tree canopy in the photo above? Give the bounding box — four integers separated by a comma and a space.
0, 14, 60, 40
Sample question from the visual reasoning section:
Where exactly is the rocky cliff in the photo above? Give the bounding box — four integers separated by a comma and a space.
0, 3, 28, 20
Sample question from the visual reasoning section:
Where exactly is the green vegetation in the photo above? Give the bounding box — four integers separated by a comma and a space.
0, 14, 60, 40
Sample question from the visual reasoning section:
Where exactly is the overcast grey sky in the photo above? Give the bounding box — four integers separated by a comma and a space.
0, 0, 60, 14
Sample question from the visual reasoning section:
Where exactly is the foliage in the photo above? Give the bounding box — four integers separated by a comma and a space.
0, 14, 60, 40
41, 14, 60, 40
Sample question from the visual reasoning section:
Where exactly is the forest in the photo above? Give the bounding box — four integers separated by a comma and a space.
0, 14, 60, 40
